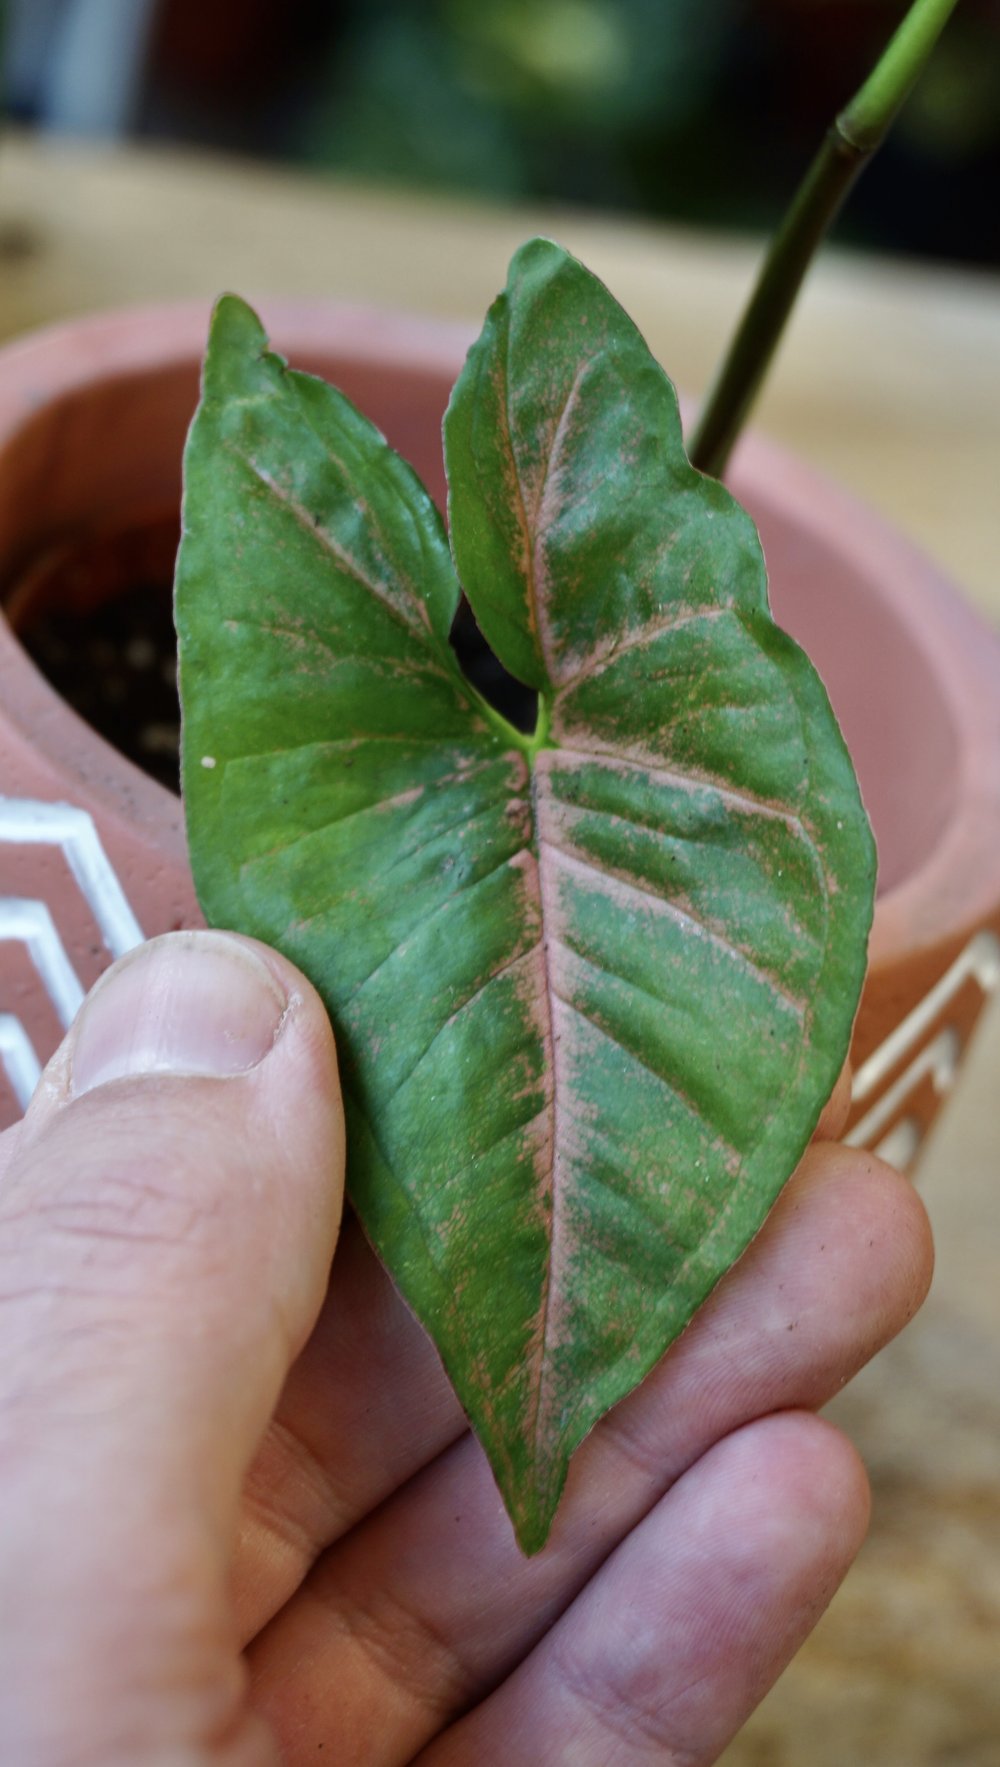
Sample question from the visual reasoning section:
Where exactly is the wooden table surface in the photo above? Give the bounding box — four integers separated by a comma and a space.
2, 131, 999, 1764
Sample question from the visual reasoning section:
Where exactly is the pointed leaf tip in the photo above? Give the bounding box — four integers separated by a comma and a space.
201, 294, 287, 405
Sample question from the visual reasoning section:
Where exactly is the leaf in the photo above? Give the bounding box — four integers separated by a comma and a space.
175, 246, 875, 1555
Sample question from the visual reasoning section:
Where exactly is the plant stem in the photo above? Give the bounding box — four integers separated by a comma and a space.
688, 0, 962, 480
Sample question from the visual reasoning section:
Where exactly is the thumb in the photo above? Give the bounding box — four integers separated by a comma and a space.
0, 930, 345, 1764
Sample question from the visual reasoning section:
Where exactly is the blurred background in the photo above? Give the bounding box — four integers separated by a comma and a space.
2, 0, 999, 267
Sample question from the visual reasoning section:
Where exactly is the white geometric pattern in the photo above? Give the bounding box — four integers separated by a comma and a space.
2, 794, 998, 1151
0, 797, 144, 1109
847, 929, 1000, 1162
0, 896, 86, 1027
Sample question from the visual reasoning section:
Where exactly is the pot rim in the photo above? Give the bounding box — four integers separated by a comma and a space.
1, 298, 998, 973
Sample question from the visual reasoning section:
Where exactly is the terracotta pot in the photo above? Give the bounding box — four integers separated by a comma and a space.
1, 302, 998, 1168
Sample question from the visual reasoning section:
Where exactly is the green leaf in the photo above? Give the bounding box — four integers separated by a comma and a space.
176, 250, 875, 1555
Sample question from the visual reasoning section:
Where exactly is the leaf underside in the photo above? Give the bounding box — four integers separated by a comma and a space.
175, 241, 874, 1554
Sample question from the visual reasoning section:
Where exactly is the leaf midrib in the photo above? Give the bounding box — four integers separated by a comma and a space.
525, 762, 563, 1476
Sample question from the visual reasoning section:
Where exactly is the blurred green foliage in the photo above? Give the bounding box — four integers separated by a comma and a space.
292, 0, 999, 259
300, 0, 751, 215
301, 0, 738, 206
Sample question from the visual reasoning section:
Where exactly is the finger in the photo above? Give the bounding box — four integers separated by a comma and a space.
230, 1054, 847, 1644
0, 1130, 20, 1188
245, 1144, 931, 1761
231, 1056, 853, 1635
420, 1413, 869, 1767
233, 1051, 861, 1640
0, 930, 344, 1764
235, 1216, 468, 1638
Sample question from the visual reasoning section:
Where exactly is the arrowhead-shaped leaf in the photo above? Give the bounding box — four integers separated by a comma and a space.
175, 242, 875, 1554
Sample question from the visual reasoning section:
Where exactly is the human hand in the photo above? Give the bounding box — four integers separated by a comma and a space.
0, 931, 932, 1765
